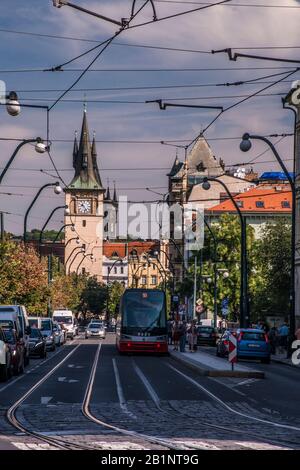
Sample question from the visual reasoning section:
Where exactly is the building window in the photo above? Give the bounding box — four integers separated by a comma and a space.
281, 200, 290, 208
151, 275, 157, 285
120, 266, 124, 274
236, 200, 244, 208
153, 264, 156, 270
82, 268, 86, 274
82, 220, 86, 227
255, 201, 265, 208
114, 267, 117, 274
82, 243, 86, 250
112, 251, 119, 258
141, 276, 147, 285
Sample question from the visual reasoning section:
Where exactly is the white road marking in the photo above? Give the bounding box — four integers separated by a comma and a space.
236, 441, 288, 450
12, 442, 58, 450
167, 363, 300, 432
132, 360, 160, 407
40, 397, 52, 405
58, 377, 78, 383
173, 440, 220, 450
0, 347, 68, 393
233, 378, 258, 387
91, 441, 148, 450
112, 358, 137, 420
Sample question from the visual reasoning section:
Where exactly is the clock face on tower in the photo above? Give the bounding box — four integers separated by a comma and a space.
77, 200, 91, 214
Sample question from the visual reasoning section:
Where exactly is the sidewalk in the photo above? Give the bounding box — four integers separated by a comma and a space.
271, 352, 300, 367
169, 347, 265, 379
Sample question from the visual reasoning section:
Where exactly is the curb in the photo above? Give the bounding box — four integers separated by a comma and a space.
169, 352, 265, 379
271, 357, 297, 367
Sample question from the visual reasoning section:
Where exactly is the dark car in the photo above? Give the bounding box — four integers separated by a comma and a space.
197, 326, 219, 346
3, 328, 25, 375
216, 329, 237, 357
29, 328, 47, 358
0, 327, 13, 381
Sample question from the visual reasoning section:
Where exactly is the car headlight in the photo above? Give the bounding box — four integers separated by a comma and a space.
12, 350, 17, 356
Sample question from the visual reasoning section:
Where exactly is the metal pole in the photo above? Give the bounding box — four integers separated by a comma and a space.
193, 256, 197, 320
24, 182, 59, 243
39, 205, 67, 256
203, 177, 248, 328
0, 139, 38, 186
0, 212, 4, 242
47, 254, 52, 317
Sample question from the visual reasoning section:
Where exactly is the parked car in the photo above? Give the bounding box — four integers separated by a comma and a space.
236, 329, 271, 363
40, 318, 55, 351
85, 322, 106, 339
29, 328, 47, 358
0, 305, 31, 366
2, 328, 25, 375
197, 326, 219, 346
0, 328, 12, 381
216, 329, 236, 358
53, 323, 65, 346
216, 328, 271, 363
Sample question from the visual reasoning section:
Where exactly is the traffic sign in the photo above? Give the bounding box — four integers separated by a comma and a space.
228, 333, 237, 367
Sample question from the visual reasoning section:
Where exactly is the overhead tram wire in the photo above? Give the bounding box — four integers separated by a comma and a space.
48, 0, 151, 110
154, 1, 300, 8
188, 67, 300, 146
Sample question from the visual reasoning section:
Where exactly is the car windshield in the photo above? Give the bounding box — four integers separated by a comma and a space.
41, 319, 52, 331
30, 328, 41, 338
89, 324, 102, 329
53, 316, 72, 324
241, 332, 266, 341
0, 319, 14, 329
3, 329, 15, 344
198, 327, 213, 333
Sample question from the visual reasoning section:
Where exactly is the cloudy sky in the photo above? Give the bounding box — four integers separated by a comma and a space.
0, 0, 299, 234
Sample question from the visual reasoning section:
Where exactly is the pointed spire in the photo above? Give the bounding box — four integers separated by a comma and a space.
69, 110, 104, 190
72, 131, 78, 169
168, 152, 182, 177
113, 181, 117, 203
106, 186, 111, 201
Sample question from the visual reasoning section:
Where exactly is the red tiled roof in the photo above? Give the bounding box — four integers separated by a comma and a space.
207, 186, 292, 213
103, 241, 159, 258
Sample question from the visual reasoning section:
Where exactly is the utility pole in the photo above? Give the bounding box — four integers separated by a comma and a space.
0, 212, 4, 242
284, 81, 300, 336
193, 256, 197, 320
47, 254, 52, 317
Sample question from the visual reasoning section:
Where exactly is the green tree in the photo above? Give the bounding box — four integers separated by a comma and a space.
251, 219, 291, 320
80, 277, 107, 317
108, 282, 125, 319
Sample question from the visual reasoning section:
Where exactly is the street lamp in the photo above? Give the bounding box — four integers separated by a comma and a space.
106, 258, 123, 322
202, 176, 249, 328
52, 223, 75, 244
23, 182, 62, 243
64, 236, 80, 248
65, 245, 84, 267
5, 91, 21, 116
0, 137, 48, 186
39, 205, 69, 254
76, 253, 94, 275
68, 249, 85, 275
240, 132, 296, 337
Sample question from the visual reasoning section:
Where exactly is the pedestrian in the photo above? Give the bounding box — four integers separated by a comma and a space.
167, 320, 173, 345
278, 322, 289, 352
295, 326, 300, 341
172, 321, 180, 351
179, 321, 187, 353
268, 326, 277, 355
188, 320, 198, 352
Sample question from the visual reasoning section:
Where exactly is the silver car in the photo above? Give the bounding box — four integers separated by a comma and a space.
85, 322, 106, 339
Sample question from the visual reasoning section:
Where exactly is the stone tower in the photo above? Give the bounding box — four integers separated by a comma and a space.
64, 109, 105, 280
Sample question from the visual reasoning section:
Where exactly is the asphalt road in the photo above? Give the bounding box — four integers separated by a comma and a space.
1, 334, 300, 450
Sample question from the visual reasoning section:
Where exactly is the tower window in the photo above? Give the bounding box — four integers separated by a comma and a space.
82, 268, 86, 275
114, 267, 117, 274
82, 220, 86, 227
120, 267, 124, 274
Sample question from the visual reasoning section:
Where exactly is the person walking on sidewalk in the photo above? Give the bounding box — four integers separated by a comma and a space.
179, 321, 187, 352
278, 322, 289, 353
172, 321, 180, 351
268, 326, 277, 355
188, 320, 198, 352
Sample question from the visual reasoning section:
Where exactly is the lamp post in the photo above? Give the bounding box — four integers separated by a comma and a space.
52, 223, 75, 244
39, 205, 69, 255
5, 91, 21, 116
152, 248, 176, 292
240, 132, 296, 337
76, 253, 94, 275
0, 137, 48, 186
65, 245, 84, 268
106, 258, 123, 322
202, 176, 249, 328
68, 249, 85, 275
23, 182, 62, 243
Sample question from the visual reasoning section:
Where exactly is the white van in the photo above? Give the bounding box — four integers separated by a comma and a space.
0, 305, 30, 366
52, 310, 76, 340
